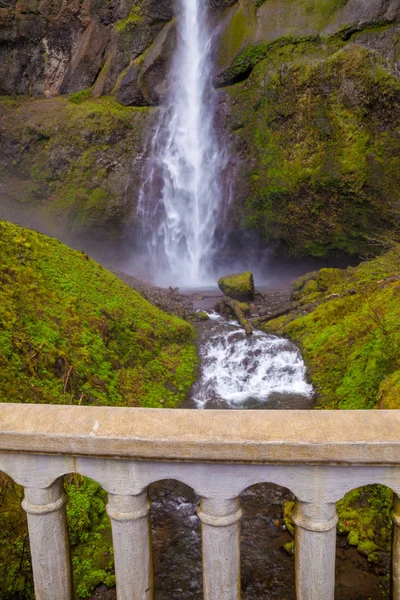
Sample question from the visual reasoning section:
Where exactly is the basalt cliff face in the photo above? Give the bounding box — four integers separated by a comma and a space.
1, 0, 400, 259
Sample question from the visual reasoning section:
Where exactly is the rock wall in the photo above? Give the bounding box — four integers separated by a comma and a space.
0, 0, 174, 98
1, 0, 400, 259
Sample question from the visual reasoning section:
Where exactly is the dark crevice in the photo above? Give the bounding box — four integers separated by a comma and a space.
214, 65, 254, 88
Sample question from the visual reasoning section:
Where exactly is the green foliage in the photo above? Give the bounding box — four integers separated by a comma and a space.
0, 221, 198, 407
337, 485, 393, 561
114, 6, 142, 33
230, 33, 319, 82
0, 221, 198, 597
266, 247, 400, 409
66, 477, 115, 597
0, 475, 32, 599
68, 89, 92, 104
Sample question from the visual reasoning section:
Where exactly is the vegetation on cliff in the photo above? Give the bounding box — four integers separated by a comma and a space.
0, 96, 152, 241
2, 1, 400, 258
226, 39, 400, 257
0, 220, 198, 597
263, 247, 400, 565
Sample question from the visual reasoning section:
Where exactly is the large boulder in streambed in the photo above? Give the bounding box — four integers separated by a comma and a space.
218, 271, 255, 302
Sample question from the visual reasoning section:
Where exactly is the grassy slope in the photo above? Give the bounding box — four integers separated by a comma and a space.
0, 220, 197, 408
263, 248, 400, 565
264, 248, 400, 410
0, 220, 198, 598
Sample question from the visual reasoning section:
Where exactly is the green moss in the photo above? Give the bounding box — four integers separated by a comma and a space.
229, 33, 320, 82
218, 271, 255, 300
114, 6, 142, 33
0, 220, 198, 407
68, 89, 92, 104
217, 2, 257, 69
0, 97, 151, 238
234, 44, 400, 256
337, 485, 392, 558
283, 500, 295, 536
284, 540, 295, 555
196, 311, 210, 321
266, 247, 400, 409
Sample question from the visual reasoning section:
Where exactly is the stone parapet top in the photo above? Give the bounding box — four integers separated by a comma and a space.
0, 404, 400, 465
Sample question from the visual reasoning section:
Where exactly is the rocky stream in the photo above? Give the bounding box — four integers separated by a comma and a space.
90, 276, 389, 600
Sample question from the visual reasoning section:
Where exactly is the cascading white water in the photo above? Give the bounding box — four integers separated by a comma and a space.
190, 315, 314, 409
137, 0, 223, 287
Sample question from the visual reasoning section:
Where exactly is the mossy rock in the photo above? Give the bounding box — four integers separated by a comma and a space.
218, 271, 255, 301
224, 36, 400, 257
0, 96, 151, 241
196, 311, 210, 321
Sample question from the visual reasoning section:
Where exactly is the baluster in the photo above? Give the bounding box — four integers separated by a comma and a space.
107, 490, 153, 600
392, 493, 400, 599
292, 500, 338, 600
22, 477, 73, 600
198, 496, 242, 600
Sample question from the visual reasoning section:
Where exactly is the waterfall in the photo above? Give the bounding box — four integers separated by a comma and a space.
137, 0, 223, 287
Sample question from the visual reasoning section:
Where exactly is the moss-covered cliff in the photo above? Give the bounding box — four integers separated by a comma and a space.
217, 0, 400, 257
0, 95, 152, 243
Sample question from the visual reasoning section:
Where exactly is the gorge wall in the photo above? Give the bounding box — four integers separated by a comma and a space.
1, 0, 400, 262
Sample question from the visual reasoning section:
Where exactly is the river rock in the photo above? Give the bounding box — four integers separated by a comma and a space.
218, 271, 255, 302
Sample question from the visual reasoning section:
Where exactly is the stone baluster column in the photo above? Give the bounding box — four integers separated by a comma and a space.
198, 497, 242, 600
292, 500, 338, 600
22, 478, 73, 600
392, 493, 400, 599
106, 490, 153, 600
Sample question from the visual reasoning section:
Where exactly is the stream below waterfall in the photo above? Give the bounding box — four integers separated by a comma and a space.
184, 313, 313, 410
92, 307, 388, 600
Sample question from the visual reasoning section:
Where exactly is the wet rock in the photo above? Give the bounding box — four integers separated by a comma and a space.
59, 20, 111, 94
218, 271, 255, 302
115, 19, 175, 106
115, 62, 147, 106
209, 0, 238, 8
142, 0, 174, 21
0, 0, 176, 98
195, 311, 210, 321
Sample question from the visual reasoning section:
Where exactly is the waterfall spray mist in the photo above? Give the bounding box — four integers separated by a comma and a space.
137, 0, 223, 287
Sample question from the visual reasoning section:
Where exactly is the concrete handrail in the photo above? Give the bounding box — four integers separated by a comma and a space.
1, 404, 400, 600
1, 404, 400, 463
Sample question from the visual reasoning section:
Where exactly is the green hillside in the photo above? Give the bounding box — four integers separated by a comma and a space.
264, 247, 400, 411
0, 220, 197, 408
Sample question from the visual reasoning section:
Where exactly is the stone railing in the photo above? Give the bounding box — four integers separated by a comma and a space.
1, 404, 400, 599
